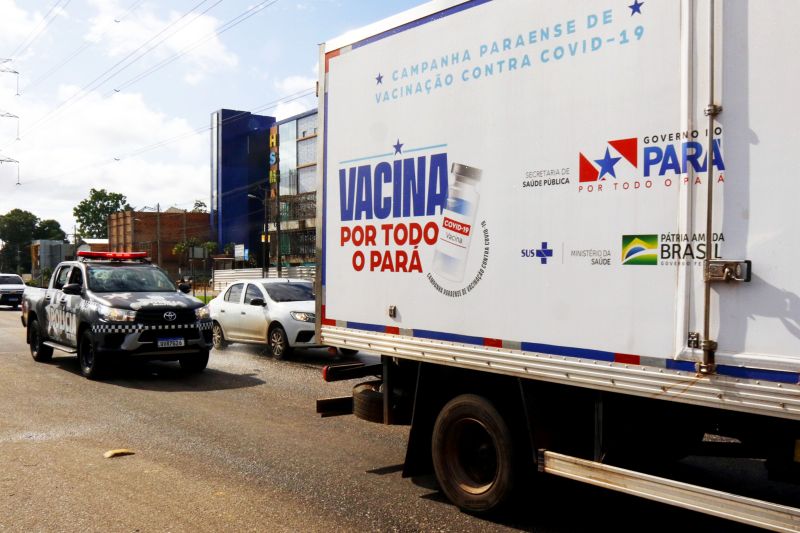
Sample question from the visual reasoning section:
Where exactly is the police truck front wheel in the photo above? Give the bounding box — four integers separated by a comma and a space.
29, 318, 53, 362
78, 330, 105, 379
180, 350, 209, 373
431, 394, 516, 513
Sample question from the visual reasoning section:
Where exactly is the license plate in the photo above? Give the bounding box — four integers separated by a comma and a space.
157, 337, 185, 348
7, 297, 17, 302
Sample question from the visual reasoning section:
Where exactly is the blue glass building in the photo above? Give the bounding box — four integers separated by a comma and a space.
211, 108, 318, 268
210, 109, 275, 261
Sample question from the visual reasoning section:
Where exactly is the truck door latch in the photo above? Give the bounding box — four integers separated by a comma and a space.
704, 259, 752, 283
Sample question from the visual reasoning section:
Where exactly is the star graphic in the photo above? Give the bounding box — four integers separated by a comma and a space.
375, 73, 383, 84
629, 0, 644, 15
393, 139, 403, 155
594, 148, 621, 180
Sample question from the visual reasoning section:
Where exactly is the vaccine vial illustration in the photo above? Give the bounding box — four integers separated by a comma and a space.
433, 163, 482, 282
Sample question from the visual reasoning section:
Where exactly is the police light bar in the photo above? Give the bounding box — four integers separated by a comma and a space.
77, 251, 148, 260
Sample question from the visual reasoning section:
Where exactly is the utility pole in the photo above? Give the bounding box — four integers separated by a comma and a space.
276, 173, 282, 277
0, 156, 19, 185
0, 59, 19, 96
156, 203, 161, 266
0, 111, 19, 140
248, 190, 270, 278
268, 193, 280, 278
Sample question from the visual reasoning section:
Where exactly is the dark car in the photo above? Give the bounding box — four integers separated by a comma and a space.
22, 251, 212, 379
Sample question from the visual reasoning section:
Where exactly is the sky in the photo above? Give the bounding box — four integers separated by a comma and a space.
0, 0, 425, 237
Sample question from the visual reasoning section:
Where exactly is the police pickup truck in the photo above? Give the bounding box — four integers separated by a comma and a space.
21, 251, 212, 379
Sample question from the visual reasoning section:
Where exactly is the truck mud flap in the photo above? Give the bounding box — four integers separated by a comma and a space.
316, 396, 353, 418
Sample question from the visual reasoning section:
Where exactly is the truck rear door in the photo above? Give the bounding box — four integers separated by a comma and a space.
686, 1, 800, 377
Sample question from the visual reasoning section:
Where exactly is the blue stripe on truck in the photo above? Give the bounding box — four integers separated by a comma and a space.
333, 320, 800, 386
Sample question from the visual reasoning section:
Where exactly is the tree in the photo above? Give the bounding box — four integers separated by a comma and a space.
191, 200, 208, 213
34, 219, 66, 241
0, 209, 39, 272
73, 188, 131, 238
201, 241, 218, 256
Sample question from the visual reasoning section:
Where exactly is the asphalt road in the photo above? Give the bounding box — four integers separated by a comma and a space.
0, 307, 790, 532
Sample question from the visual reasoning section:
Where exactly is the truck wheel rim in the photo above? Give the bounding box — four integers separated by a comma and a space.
445, 418, 499, 495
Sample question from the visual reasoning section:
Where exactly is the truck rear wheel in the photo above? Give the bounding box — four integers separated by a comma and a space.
29, 318, 53, 362
432, 394, 516, 513
353, 380, 383, 423
78, 330, 105, 380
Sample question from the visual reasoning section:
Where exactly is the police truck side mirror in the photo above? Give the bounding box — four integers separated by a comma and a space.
178, 283, 191, 294
62, 283, 82, 296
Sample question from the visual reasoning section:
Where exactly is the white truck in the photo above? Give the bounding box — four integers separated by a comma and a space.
315, 1, 800, 529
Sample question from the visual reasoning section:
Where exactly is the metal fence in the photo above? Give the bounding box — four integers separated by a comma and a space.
212, 266, 316, 291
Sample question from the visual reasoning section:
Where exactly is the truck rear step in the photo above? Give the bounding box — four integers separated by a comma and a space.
538, 450, 800, 532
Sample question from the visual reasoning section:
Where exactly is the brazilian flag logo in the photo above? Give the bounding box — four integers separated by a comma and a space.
622, 235, 658, 265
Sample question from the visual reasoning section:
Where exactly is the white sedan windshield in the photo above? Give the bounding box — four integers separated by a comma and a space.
262, 283, 314, 302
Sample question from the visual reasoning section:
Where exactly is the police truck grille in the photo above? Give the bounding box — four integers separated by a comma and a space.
135, 309, 196, 325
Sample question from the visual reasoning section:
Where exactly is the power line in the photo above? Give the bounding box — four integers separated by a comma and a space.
22, 0, 147, 94
14, 0, 218, 142
8, 0, 71, 60
110, 0, 281, 95
27, 87, 316, 183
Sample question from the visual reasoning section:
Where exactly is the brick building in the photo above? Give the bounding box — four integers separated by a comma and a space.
108, 209, 212, 277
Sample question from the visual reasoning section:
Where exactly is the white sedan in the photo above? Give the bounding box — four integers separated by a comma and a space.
208, 278, 318, 359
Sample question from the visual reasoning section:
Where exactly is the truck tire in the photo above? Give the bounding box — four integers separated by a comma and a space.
353, 380, 383, 423
269, 325, 291, 360
212, 322, 228, 350
29, 318, 53, 362
78, 330, 105, 380
180, 350, 209, 373
432, 394, 516, 513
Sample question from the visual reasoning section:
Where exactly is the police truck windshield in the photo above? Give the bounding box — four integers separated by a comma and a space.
87, 265, 176, 293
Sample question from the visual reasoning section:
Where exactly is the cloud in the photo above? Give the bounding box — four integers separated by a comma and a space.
0, 0, 63, 61
274, 99, 313, 121
85, 0, 238, 86
0, 74, 208, 232
274, 74, 316, 95
272, 71, 317, 120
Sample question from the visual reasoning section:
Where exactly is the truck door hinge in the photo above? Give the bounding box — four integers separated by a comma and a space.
704, 104, 723, 117
704, 259, 752, 283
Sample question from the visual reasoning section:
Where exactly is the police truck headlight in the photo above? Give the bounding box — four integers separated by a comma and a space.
98, 304, 136, 323
195, 306, 211, 320
290, 311, 315, 323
